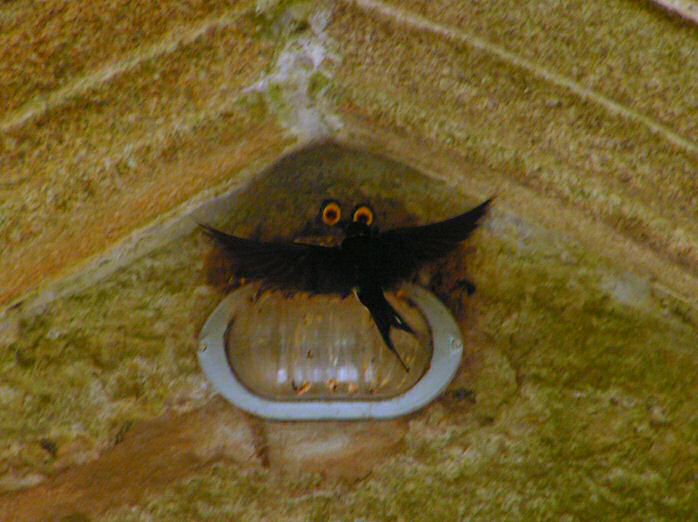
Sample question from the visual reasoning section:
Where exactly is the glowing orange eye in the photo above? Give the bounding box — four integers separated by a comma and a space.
321, 201, 342, 226
352, 205, 374, 226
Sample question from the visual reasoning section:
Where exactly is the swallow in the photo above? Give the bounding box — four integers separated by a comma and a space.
201, 197, 492, 371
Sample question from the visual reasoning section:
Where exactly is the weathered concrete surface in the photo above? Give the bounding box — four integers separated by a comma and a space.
0, 398, 258, 522
1, 0, 697, 520
328, 0, 698, 278
0, 396, 406, 520
0, 0, 292, 307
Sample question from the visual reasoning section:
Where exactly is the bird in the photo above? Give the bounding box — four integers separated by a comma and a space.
201, 197, 493, 371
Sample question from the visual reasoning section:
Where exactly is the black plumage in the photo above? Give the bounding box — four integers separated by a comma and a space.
201, 198, 492, 370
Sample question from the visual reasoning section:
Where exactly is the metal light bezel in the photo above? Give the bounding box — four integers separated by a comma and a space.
198, 284, 463, 420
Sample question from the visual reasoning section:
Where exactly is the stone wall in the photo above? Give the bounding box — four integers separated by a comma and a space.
1, 0, 696, 520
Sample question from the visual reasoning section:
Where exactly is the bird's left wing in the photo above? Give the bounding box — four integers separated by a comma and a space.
373, 198, 492, 287
201, 224, 354, 294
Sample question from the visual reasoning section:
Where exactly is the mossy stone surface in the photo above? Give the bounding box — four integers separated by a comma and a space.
3, 144, 696, 520
1, 0, 696, 519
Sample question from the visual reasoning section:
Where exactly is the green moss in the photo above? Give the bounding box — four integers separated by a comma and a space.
248, 0, 317, 41
266, 82, 286, 109
473, 240, 696, 401
307, 71, 331, 100
236, 91, 269, 122
103, 467, 276, 521
0, 237, 213, 471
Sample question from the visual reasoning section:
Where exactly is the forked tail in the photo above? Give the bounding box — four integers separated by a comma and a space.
356, 285, 415, 372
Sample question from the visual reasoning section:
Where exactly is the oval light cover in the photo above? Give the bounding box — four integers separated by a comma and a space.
198, 284, 463, 420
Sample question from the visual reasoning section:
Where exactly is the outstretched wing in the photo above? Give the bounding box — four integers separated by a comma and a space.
375, 198, 492, 287
201, 225, 354, 294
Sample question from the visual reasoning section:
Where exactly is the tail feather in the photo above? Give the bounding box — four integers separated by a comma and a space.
392, 311, 414, 334
374, 317, 410, 372
357, 286, 413, 372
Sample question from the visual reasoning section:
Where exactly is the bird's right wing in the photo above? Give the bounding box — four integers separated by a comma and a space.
374, 198, 492, 287
200, 224, 354, 294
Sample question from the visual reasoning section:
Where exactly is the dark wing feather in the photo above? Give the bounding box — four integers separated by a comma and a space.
200, 224, 353, 294
375, 198, 492, 286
